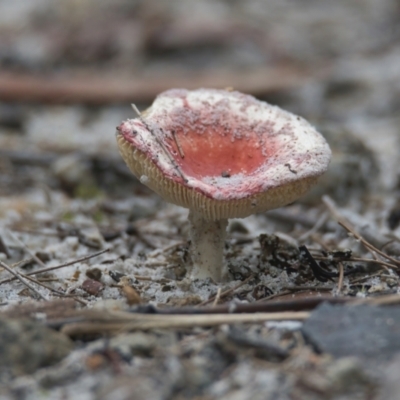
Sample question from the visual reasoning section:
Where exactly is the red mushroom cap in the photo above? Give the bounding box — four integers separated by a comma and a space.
116, 88, 331, 219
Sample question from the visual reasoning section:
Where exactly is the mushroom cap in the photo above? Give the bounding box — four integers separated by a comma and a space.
116, 88, 331, 220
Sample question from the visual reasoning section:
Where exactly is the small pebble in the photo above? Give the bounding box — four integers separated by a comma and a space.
82, 279, 104, 296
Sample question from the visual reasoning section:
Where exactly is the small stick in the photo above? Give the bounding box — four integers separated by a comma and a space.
23, 274, 63, 294
22, 274, 87, 306
130, 103, 141, 116
51, 293, 88, 305
133, 275, 172, 283
10, 228, 60, 237
338, 221, 400, 267
172, 131, 185, 159
198, 275, 254, 306
350, 271, 385, 284
322, 196, 400, 267
212, 288, 222, 307
60, 311, 311, 335
135, 231, 158, 249
37, 278, 61, 282
6, 230, 47, 268
140, 118, 188, 183
337, 263, 344, 293
256, 290, 292, 302
311, 255, 394, 271
140, 261, 169, 267
282, 285, 333, 292
0, 258, 37, 274
46, 296, 351, 329
148, 241, 185, 258
0, 260, 47, 300
0, 248, 109, 285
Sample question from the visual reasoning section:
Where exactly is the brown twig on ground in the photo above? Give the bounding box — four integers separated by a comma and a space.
6, 229, 47, 268
133, 275, 172, 284
58, 291, 400, 336
5, 292, 400, 324
337, 263, 344, 293
147, 241, 185, 258
349, 271, 387, 284
0, 66, 313, 104
198, 274, 254, 306
123, 292, 400, 315
59, 310, 310, 336
212, 288, 222, 307
322, 195, 400, 268
51, 293, 88, 305
282, 286, 333, 292
0, 260, 47, 300
337, 221, 400, 267
142, 261, 170, 267
256, 290, 293, 302
0, 248, 109, 285
22, 274, 87, 306
134, 232, 159, 249
311, 255, 395, 271
189, 296, 349, 314
0, 258, 30, 274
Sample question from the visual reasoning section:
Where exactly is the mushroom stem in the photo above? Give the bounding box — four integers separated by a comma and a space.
188, 210, 228, 282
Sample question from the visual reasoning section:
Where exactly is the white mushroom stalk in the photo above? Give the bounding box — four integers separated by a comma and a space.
188, 210, 228, 281
116, 88, 331, 282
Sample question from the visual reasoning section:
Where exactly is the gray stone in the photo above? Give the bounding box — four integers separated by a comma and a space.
302, 303, 400, 361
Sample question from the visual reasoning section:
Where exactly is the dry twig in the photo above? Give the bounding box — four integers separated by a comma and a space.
311, 255, 395, 271
22, 274, 87, 305
6, 230, 47, 268
147, 241, 184, 258
60, 310, 310, 336
282, 285, 333, 292
256, 290, 293, 302
0, 260, 47, 300
0, 248, 109, 285
212, 288, 222, 307
198, 275, 254, 306
337, 263, 344, 293
323, 196, 400, 268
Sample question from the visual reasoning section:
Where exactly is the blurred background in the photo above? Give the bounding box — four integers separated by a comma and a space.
0, 0, 399, 218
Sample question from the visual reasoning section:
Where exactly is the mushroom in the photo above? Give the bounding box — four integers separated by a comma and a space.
116, 88, 331, 282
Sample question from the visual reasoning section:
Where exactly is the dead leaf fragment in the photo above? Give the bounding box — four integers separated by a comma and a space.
121, 285, 141, 306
